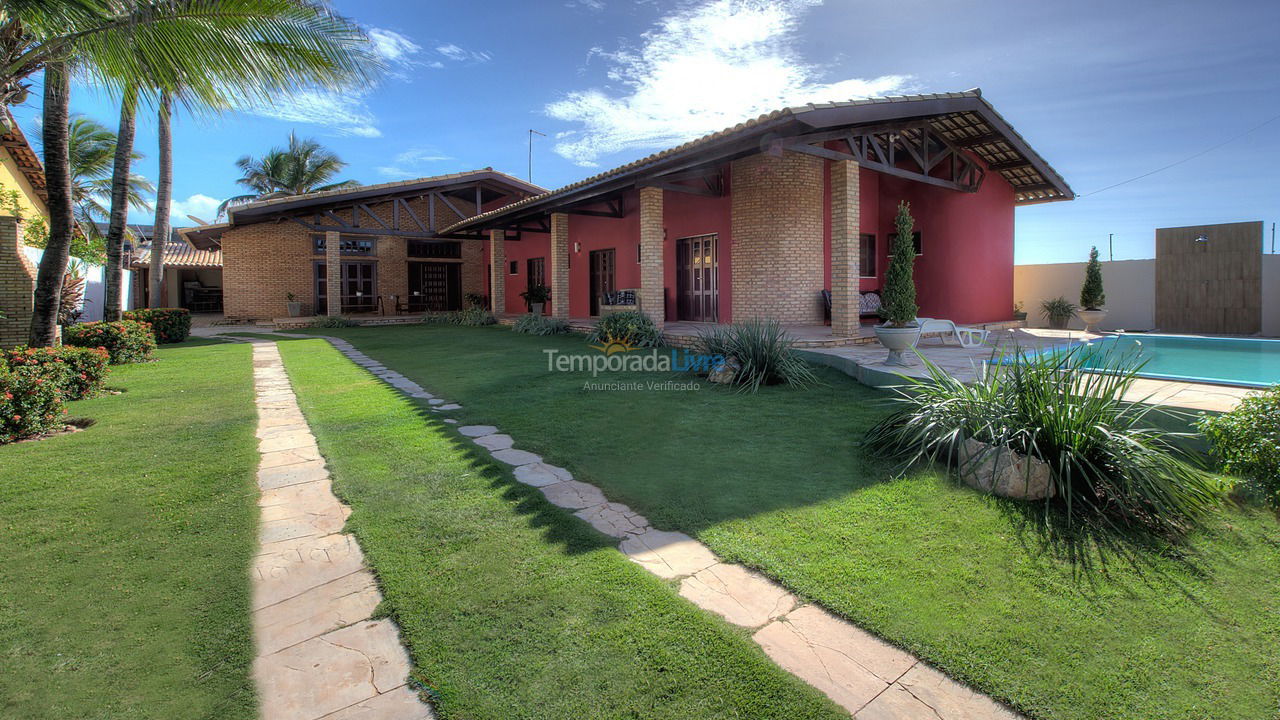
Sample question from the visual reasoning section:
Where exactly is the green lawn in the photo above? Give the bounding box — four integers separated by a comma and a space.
276, 338, 846, 720
0, 340, 259, 720
295, 323, 1280, 720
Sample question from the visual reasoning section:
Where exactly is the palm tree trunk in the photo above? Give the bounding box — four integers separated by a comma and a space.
149, 91, 172, 309
28, 61, 73, 347
102, 84, 138, 321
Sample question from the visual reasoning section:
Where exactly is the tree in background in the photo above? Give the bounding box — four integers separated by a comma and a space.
217, 132, 360, 217
8, 0, 379, 345
1080, 245, 1105, 310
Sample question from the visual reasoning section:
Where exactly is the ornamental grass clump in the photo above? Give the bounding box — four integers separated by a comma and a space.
587, 311, 662, 348
866, 344, 1221, 536
64, 320, 156, 364
696, 319, 819, 392
513, 315, 570, 335
1199, 384, 1280, 508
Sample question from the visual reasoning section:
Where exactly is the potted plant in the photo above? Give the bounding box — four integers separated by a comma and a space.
520, 284, 551, 316
1040, 296, 1077, 330
1013, 301, 1027, 322
1076, 246, 1107, 333
874, 201, 922, 366
286, 292, 303, 318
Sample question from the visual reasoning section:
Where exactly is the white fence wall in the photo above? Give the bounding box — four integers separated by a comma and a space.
1014, 259, 1156, 332
22, 246, 132, 323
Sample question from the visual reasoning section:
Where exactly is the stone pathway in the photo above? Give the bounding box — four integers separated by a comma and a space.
249, 341, 434, 720
258, 331, 1023, 720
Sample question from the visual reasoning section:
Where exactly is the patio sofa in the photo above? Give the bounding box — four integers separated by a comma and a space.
599, 289, 642, 316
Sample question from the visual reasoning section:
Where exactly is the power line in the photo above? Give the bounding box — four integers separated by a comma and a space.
1079, 111, 1280, 198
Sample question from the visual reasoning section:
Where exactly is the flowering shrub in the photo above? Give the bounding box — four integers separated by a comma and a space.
122, 308, 192, 343
0, 359, 69, 443
2, 346, 110, 400
64, 320, 157, 364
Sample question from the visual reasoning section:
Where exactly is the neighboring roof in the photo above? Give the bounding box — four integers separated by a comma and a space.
446, 89, 1073, 235
1, 108, 48, 205
129, 239, 222, 269
94, 222, 186, 244
225, 168, 544, 223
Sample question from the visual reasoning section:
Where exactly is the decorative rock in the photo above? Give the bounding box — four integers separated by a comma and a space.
473, 433, 514, 451
458, 425, 498, 438
958, 438, 1055, 500
679, 563, 797, 628
540, 480, 608, 509
708, 356, 740, 385
490, 448, 541, 466
574, 502, 648, 538
619, 529, 718, 579
513, 462, 571, 487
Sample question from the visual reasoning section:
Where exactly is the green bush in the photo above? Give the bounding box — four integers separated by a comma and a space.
1200, 385, 1280, 508
513, 314, 570, 335
123, 308, 192, 343
3, 345, 110, 400
866, 344, 1221, 536
586, 311, 662, 348
64, 320, 156, 364
424, 308, 497, 326
696, 319, 819, 392
0, 357, 69, 444
309, 316, 360, 328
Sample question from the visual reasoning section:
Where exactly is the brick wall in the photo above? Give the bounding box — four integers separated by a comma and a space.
549, 213, 569, 319
0, 216, 34, 347
638, 186, 665, 327
488, 229, 505, 312
730, 151, 825, 323
829, 159, 861, 337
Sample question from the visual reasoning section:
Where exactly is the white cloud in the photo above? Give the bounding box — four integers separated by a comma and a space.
376, 147, 456, 179
171, 193, 223, 224
545, 0, 912, 166
368, 27, 425, 80
435, 43, 492, 64
567, 0, 606, 11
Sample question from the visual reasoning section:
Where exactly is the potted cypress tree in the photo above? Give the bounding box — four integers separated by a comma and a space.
1076, 246, 1107, 332
874, 201, 922, 366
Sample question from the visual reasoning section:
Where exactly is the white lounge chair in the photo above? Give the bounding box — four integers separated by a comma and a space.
916, 317, 990, 348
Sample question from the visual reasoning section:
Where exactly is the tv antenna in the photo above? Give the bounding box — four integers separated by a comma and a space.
528, 129, 546, 183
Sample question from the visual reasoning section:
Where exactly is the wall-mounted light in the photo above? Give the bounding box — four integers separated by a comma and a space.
1195, 234, 1209, 243
574, 241, 581, 253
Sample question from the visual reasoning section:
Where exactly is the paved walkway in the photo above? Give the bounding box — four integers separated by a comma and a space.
236, 330, 1020, 720
248, 341, 435, 720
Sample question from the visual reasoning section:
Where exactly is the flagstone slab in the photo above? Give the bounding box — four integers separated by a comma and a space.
473, 433, 514, 451
253, 533, 367, 610
679, 563, 797, 628
894, 663, 1020, 719
259, 502, 350, 544
491, 448, 541, 466
778, 605, 916, 683
574, 502, 649, 538
410, 392, 435, 399
255, 631, 381, 720
540, 480, 607, 509
260, 445, 324, 470
258, 477, 335, 509
321, 684, 436, 720
254, 570, 381, 656
619, 529, 718, 579
513, 462, 571, 487
259, 459, 330, 490
752, 618, 890, 713
853, 682, 938, 720
436, 403, 462, 411
257, 422, 312, 440
458, 425, 498, 438
260, 430, 319, 454
427, 399, 444, 406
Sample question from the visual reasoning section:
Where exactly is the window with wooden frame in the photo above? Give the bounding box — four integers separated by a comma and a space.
311, 233, 375, 256
859, 234, 877, 278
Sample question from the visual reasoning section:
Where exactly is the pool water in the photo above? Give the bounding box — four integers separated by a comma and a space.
1074, 334, 1280, 388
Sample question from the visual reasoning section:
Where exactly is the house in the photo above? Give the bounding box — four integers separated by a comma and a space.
120, 224, 224, 312
190, 90, 1072, 338
183, 169, 543, 320
0, 108, 50, 347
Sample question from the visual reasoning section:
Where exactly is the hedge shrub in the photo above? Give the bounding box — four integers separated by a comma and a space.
64, 320, 157, 364
2, 345, 110, 400
0, 358, 69, 443
586, 310, 663, 348
1200, 384, 1280, 508
512, 315, 570, 336
123, 308, 191, 343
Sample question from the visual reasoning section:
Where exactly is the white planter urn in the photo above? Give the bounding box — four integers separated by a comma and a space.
530, 302, 545, 317
1076, 308, 1107, 333
287, 301, 303, 318
874, 325, 922, 366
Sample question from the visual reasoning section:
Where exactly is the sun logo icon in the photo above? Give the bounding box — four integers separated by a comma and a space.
589, 332, 636, 356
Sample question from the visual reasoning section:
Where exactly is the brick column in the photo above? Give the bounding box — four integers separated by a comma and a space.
0, 216, 35, 348
325, 231, 341, 316
829, 159, 861, 337
638, 186, 664, 328
488, 229, 505, 314
549, 213, 569, 319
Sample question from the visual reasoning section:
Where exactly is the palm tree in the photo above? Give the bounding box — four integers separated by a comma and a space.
217, 132, 360, 216
148, 91, 171, 308
9, 0, 378, 346
102, 84, 138, 321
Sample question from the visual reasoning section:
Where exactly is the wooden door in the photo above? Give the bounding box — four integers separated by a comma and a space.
342, 262, 376, 313
676, 234, 718, 322
413, 262, 461, 312
589, 249, 616, 316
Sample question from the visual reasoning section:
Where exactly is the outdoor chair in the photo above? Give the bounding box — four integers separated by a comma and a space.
599, 288, 641, 316
916, 317, 990, 348
821, 289, 882, 324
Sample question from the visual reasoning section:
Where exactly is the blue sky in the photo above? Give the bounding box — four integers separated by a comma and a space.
12, 0, 1280, 263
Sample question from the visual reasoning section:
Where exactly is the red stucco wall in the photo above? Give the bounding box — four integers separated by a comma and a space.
662, 167, 733, 322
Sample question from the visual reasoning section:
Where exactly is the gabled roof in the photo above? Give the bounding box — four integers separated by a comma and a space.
1, 108, 48, 206
224, 168, 544, 222
446, 89, 1072, 235
129, 239, 222, 269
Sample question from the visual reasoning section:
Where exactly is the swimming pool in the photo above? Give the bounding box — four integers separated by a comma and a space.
1042, 334, 1280, 388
